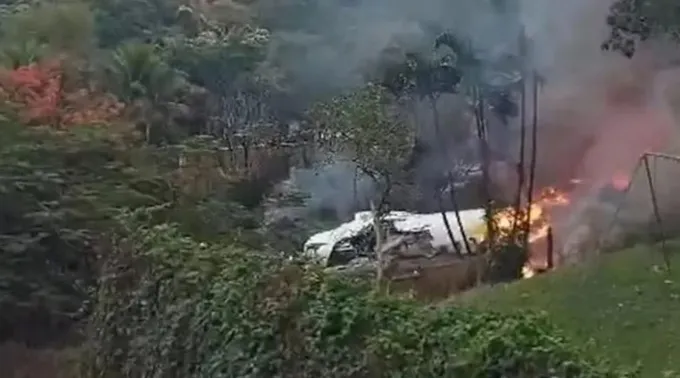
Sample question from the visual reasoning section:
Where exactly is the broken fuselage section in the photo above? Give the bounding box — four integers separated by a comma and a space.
303, 209, 488, 267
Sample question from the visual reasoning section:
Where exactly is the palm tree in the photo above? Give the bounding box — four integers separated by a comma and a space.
381, 32, 525, 255
379, 46, 472, 255
106, 42, 185, 143
435, 32, 525, 244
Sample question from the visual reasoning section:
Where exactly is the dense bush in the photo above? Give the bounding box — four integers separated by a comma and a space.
0, 120, 264, 345
0, 121, 167, 344
85, 208, 637, 378
486, 240, 530, 283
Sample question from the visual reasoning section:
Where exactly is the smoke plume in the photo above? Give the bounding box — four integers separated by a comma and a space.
267, 0, 680, 226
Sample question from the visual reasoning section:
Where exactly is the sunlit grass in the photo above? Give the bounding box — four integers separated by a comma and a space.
461, 243, 680, 377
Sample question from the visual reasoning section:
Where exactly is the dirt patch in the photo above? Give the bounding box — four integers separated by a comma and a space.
385, 254, 485, 301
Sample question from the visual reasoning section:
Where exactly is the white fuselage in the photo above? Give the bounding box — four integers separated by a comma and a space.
303, 209, 487, 265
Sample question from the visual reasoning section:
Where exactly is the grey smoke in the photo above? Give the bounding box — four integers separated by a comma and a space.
266, 0, 680, 228
267, 0, 527, 216
269, 0, 522, 96
290, 159, 375, 220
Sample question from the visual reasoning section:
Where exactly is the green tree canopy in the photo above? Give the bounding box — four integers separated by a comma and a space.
603, 0, 680, 57
309, 83, 414, 208
0, 0, 96, 62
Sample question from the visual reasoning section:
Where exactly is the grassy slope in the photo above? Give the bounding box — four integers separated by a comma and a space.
461, 244, 680, 377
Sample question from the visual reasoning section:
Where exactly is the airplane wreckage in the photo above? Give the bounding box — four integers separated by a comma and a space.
302, 40, 528, 274
303, 208, 488, 271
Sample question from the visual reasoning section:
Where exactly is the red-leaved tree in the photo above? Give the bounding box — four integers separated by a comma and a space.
0, 60, 124, 126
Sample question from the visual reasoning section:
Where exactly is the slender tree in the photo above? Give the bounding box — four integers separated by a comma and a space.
435, 33, 497, 247
435, 32, 527, 282
378, 50, 469, 255
309, 83, 414, 215
472, 85, 495, 246
511, 28, 529, 239
524, 70, 540, 251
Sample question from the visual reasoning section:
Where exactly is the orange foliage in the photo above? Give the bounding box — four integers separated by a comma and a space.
0, 60, 124, 126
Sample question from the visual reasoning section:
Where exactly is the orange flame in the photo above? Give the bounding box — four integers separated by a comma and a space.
488, 187, 571, 278
487, 172, 631, 278
492, 187, 570, 239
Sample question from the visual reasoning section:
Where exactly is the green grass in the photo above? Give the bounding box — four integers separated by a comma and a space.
460, 244, 680, 377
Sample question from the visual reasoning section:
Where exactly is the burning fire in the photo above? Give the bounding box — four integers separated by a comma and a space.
493, 187, 569, 239
473, 171, 632, 279
489, 187, 572, 278
521, 265, 536, 278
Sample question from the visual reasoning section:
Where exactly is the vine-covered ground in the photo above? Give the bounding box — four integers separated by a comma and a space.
462, 244, 680, 377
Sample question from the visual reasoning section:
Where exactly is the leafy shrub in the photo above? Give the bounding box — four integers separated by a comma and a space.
85, 208, 637, 378
486, 241, 529, 283
0, 121, 167, 345
0, 121, 263, 346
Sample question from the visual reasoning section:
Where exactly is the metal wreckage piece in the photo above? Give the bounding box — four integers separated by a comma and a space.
305, 209, 487, 274
326, 220, 438, 268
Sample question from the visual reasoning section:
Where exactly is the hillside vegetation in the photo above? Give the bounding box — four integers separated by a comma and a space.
84, 210, 637, 377
1, 0, 680, 376
0, 111, 636, 377
462, 244, 680, 378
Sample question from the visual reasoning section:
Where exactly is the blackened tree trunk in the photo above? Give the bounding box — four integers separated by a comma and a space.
524, 71, 540, 251
473, 87, 495, 247
447, 171, 472, 254
511, 77, 527, 239
429, 94, 464, 255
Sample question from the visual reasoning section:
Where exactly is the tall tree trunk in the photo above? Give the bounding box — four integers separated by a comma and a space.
241, 139, 250, 170
376, 174, 392, 215
353, 166, 359, 210
370, 200, 384, 289
447, 171, 472, 254
429, 95, 463, 255
524, 71, 540, 251
474, 87, 494, 247
511, 76, 527, 238
223, 130, 236, 166
145, 122, 151, 144
436, 192, 460, 254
